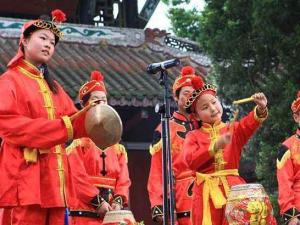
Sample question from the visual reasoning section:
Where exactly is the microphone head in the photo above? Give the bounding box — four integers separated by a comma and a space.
147, 58, 180, 74
146, 64, 156, 74
174, 58, 180, 66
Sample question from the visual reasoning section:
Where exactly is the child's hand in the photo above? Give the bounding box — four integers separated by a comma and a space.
287, 217, 300, 225
252, 92, 267, 110
214, 132, 231, 151
96, 201, 112, 218
111, 202, 122, 210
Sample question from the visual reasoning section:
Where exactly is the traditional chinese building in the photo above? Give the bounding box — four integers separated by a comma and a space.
0, 0, 160, 28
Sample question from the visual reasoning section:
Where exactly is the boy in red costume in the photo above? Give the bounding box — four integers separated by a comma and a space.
67, 71, 131, 225
277, 91, 300, 225
0, 10, 104, 225
183, 76, 273, 225
147, 66, 197, 225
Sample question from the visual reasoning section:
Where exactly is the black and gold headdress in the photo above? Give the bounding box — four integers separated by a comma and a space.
24, 9, 66, 41
184, 76, 217, 113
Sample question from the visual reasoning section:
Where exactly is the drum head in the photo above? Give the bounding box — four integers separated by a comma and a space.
85, 104, 123, 149
102, 210, 136, 225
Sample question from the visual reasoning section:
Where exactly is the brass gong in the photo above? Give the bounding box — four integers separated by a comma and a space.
85, 104, 123, 149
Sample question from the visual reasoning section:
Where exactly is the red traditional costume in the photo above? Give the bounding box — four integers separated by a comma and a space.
0, 209, 3, 224
147, 67, 196, 225
0, 10, 101, 225
67, 71, 131, 225
0, 209, 11, 225
67, 139, 131, 225
183, 77, 271, 225
277, 91, 300, 224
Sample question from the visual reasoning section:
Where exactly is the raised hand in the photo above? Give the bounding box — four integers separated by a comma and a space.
252, 92, 267, 111
111, 202, 122, 210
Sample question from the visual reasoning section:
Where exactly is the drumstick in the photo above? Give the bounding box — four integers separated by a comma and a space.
70, 99, 100, 122
233, 97, 254, 105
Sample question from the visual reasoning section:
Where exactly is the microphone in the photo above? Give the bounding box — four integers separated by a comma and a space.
147, 58, 180, 74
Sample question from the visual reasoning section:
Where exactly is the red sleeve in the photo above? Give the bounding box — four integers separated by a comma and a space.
114, 145, 131, 205
67, 140, 99, 204
147, 126, 164, 208
277, 143, 296, 214
72, 113, 88, 139
147, 149, 163, 208
55, 82, 87, 139
0, 80, 70, 149
232, 110, 263, 153
183, 131, 213, 171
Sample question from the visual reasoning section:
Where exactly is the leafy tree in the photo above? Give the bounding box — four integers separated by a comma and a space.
165, 0, 300, 219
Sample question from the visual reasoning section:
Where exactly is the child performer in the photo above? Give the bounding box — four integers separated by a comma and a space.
147, 66, 197, 225
0, 10, 101, 225
67, 71, 131, 225
183, 76, 272, 225
277, 91, 300, 225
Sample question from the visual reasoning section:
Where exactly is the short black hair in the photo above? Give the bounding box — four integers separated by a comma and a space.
81, 93, 91, 106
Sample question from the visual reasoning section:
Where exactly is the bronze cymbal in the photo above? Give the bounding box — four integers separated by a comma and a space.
85, 104, 123, 149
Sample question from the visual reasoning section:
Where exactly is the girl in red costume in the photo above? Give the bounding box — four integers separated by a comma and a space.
277, 91, 300, 225
182, 76, 274, 225
67, 71, 131, 225
0, 10, 103, 225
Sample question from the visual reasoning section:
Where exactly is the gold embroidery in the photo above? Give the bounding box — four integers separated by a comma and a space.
201, 122, 227, 170
33, 19, 63, 38
18, 61, 66, 205
115, 144, 128, 163
277, 150, 291, 169
149, 140, 162, 155
185, 83, 217, 109
215, 150, 227, 171
62, 116, 74, 141
66, 139, 82, 155
253, 106, 268, 123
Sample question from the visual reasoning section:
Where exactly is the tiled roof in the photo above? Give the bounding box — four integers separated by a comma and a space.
0, 17, 211, 107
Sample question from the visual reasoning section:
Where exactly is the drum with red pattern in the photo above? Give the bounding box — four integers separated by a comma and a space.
225, 183, 275, 225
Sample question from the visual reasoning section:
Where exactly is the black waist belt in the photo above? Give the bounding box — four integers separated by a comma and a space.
176, 211, 190, 219
69, 210, 99, 218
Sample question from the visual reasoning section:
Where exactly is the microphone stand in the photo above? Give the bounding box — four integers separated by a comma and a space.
155, 69, 175, 225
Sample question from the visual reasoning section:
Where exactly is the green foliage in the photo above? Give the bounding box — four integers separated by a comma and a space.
167, 0, 300, 219
269, 192, 282, 223
169, 8, 202, 41
161, 0, 190, 5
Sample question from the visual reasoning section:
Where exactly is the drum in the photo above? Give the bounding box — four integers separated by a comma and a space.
225, 183, 274, 225
102, 210, 136, 225
85, 104, 123, 149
